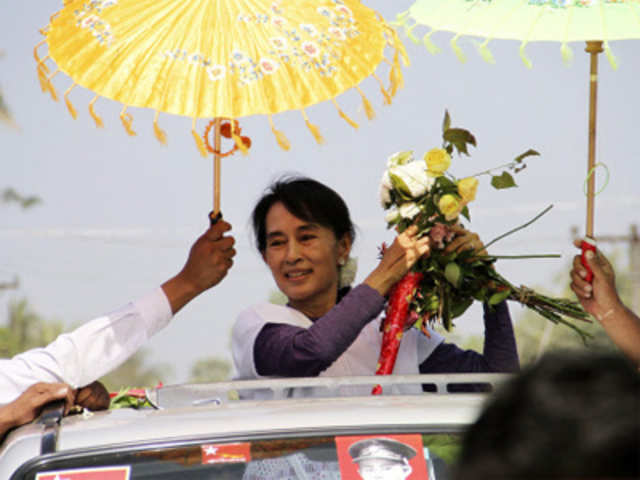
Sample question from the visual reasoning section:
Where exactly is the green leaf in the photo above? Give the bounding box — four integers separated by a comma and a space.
444, 262, 461, 288
489, 289, 511, 305
436, 176, 456, 189
473, 287, 488, 302
491, 171, 517, 189
514, 148, 540, 163
389, 172, 412, 198
460, 205, 470, 221
443, 128, 476, 146
442, 110, 451, 134
451, 297, 473, 319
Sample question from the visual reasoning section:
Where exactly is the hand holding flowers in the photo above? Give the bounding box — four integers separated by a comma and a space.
380, 111, 591, 331
372, 111, 591, 393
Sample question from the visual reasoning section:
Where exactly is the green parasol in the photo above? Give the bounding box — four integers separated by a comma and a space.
395, 0, 640, 280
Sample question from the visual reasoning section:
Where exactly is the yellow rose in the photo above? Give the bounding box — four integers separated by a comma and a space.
438, 194, 462, 220
458, 177, 479, 203
424, 148, 451, 177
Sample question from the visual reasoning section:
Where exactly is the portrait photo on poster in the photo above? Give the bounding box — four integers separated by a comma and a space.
335, 434, 429, 480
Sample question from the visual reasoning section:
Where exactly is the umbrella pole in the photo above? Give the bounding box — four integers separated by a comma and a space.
579, 41, 604, 283
585, 40, 603, 238
212, 117, 222, 220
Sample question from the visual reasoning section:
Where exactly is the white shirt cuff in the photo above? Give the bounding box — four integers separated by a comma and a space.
136, 287, 173, 338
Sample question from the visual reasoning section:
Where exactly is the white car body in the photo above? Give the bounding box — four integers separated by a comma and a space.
1, 374, 508, 480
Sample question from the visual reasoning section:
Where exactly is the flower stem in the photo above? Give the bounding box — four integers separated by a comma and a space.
478, 254, 561, 260
484, 205, 554, 250
468, 161, 516, 178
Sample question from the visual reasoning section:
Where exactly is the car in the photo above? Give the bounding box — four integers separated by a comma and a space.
0, 373, 509, 480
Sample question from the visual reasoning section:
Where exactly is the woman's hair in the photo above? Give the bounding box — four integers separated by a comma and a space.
252, 176, 355, 253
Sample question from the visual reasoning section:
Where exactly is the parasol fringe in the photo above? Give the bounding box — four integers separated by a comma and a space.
406, 25, 420, 45
119, 106, 136, 136
519, 41, 533, 69
301, 110, 324, 145
153, 111, 167, 146
423, 32, 441, 55
392, 10, 410, 28
191, 118, 208, 157
331, 99, 359, 129
37, 64, 49, 93
46, 70, 59, 101
89, 96, 104, 128
390, 26, 410, 66
560, 42, 574, 65
603, 41, 618, 70
268, 115, 291, 151
389, 49, 404, 97
476, 40, 495, 64
33, 40, 49, 74
372, 73, 392, 105
356, 86, 375, 120
450, 35, 467, 63
64, 84, 77, 119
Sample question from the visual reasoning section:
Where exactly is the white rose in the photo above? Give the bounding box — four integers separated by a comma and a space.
339, 257, 358, 288
399, 202, 421, 219
390, 160, 433, 198
379, 170, 392, 207
384, 207, 400, 223
387, 150, 414, 167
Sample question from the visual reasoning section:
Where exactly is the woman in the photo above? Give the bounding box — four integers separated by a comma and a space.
232, 177, 518, 396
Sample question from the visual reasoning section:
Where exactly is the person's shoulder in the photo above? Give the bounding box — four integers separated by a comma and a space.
236, 302, 286, 320
235, 303, 312, 328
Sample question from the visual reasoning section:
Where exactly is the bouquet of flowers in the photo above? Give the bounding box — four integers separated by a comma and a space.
371, 112, 591, 393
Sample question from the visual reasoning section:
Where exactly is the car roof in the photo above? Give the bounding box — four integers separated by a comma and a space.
0, 374, 508, 478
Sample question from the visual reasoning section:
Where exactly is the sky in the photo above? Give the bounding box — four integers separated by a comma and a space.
1, 1, 638, 383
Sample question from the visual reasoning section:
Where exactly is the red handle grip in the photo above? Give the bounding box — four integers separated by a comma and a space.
580, 238, 597, 283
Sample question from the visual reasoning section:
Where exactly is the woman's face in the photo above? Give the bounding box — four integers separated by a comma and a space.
263, 201, 351, 316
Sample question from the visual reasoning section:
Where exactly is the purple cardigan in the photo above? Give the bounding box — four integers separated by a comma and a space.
254, 284, 519, 377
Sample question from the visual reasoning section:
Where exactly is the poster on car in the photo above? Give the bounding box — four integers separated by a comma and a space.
335, 434, 429, 480
35, 465, 131, 480
201, 442, 251, 464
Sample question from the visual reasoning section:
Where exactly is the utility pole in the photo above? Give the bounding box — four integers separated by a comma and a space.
571, 224, 640, 314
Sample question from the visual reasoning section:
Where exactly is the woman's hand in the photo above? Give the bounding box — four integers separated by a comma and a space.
365, 225, 431, 296
444, 225, 487, 257
75, 381, 110, 411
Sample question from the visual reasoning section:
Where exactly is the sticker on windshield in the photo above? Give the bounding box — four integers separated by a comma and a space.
201, 442, 251, 464
35, 466, 131, 480
335, 434, 429, 480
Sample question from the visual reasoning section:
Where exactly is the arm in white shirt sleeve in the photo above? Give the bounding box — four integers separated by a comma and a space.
0, 287, 172, 405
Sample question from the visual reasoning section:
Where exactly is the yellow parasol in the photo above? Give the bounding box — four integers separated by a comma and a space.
36, 0, 407, 218
395, 0, 640, 279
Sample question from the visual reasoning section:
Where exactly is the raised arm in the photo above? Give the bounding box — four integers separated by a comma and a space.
419, 301, 519, 374
0, 221, 236, 404
570, 239, 640, 366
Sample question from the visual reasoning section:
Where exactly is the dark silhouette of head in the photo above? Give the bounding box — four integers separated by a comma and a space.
454, 351, 640, 480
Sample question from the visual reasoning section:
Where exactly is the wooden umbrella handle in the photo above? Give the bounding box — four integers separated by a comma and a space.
585, 41, 603, 239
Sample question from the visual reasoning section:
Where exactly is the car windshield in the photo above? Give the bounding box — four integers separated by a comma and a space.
20, 432, 462, 480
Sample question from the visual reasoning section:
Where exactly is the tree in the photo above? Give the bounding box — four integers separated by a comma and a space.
1, 188, 42, 209
0, 298, 63, 358
100, 351, 172, 392
189, 357, 231, 383
0, 49, 18, 129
